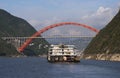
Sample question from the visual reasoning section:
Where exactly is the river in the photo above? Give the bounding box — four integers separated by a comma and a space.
0, 57, 120, 78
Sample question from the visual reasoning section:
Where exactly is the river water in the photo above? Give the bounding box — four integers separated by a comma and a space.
0, 57, 120, 78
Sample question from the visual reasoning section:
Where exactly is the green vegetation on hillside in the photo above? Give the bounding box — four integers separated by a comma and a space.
84, 10, 120, 54
0, 9, 49, 56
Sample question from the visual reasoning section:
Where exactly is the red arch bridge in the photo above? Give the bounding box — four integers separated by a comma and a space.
1, 22, 99, 53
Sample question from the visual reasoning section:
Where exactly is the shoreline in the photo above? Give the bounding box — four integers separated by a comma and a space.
82, 53, 120, 61
0, 54, 47, 58
1, 54, 120, 62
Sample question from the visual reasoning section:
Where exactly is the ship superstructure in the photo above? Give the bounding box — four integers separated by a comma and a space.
47, 44, 80, 62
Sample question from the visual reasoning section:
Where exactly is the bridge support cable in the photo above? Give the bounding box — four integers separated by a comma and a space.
18, 22, 99, 52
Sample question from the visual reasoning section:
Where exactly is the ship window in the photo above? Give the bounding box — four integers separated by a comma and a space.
50, 49, 52, 51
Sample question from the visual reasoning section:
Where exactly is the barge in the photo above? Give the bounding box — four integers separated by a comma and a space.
47, 44, 80, 62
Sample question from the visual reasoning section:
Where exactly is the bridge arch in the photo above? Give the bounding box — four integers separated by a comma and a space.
18, 22, 99, 52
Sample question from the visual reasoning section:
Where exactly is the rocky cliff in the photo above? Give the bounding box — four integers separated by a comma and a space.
83, 10, 120, 61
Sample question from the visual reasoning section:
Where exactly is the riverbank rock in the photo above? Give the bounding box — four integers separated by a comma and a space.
82, 54, 120, 61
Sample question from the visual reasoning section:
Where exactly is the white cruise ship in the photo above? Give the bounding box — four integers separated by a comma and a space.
47, 44, 80, 62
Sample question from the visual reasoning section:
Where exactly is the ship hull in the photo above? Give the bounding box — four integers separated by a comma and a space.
47, 55, 80, 62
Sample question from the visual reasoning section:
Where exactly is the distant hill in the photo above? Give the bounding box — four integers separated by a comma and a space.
47, 37, 92, 51
83, 10, 120, 61
0, 9, 49, 56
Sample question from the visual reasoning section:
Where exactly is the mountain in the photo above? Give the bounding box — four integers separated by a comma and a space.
0, 9, 49, 56
83, 10, 120, 61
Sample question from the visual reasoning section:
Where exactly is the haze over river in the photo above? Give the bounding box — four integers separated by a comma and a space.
0, 57, 120, 78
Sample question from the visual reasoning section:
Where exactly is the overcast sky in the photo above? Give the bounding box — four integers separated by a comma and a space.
0, 0, 120, 36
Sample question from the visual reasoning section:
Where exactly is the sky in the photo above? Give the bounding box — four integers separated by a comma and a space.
0, 0, 120, 36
